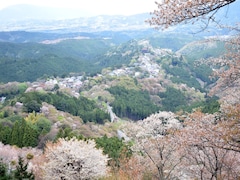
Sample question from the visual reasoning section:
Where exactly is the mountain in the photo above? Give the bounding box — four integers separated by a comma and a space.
0, 39, 113, 82
0, 1, 238, 83
0, 4, 151, 32
0, 14, 151, 32
0, 4, 91, 22
0, 35, 224, 87
0, 2, 239, 178
0, 2, 239, 32
0, 29, 157, 44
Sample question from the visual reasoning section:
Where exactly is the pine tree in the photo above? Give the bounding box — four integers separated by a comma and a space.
22, 125, 38, 147
10, 121, 21, 147
11, 119, 26, 147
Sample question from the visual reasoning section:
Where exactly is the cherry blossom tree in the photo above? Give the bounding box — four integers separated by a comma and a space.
120, 107, 240, 179
41, 138, 109, 180
117, 154, 152, 179
207, 34, 240, 105
179, 111, 240, 179
147, 0, 237, 29
192, 22, 240, 157
123, 111, 184, 179
216, 104, 240, 153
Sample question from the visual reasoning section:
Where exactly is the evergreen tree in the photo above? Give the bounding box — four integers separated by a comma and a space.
0, 124, 11, 144
95, 135, 132, 168
0, 159, 10, 180
159, 86, 187, 112
11, 119, 27, 147
14, 156, 34, 180
22, 125, 38, 147
10, 121, 21, 147
23, 100, 41, 113
107, 86, 159, 120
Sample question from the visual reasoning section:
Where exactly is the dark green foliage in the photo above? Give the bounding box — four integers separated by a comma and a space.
5, 115, 24, 123
34, 117, 51, 135
98, 52, 132, 68
55, 125, 77, 140
201, 96, 220, 114
160, 54, 215, 91
171, 76, 202, 90
14, 156, 34, 180
162, 63, 202, 90
23, 100, 41, 113
97, 40, 143, 68
0, 159, 11, 180
0, 116, 48, 148
1, 115, 51, 148
50, 92, 110, 124
2, 111, 9, 118
10, 119, 38, 147
0, 39, 112, 83
0, 124, 12, 144
192, 64, 215, 85
10, 119, 25, 147
158, 87, 187, 112
95, 135, 132, 167
19, 91, 110, 124
55, 126, 87, 142
107, 86, 159, 120
53, 84, 60, 91
19, 92, 42, 105
22, 125, 38, 147
182, 96, 220, 114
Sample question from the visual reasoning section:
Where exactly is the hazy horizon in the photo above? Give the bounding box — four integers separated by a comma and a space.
0, 0, 156, 17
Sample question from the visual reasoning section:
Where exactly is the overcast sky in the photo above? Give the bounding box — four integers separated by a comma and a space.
0, 0, 157, 16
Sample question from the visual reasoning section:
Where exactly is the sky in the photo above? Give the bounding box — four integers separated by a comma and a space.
0, 0, 157, 16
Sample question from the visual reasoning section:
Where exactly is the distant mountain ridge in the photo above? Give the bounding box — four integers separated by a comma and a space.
0, 4, 151, 32
0, 4, 91, 21
0, 13, 151, 32
1, 1, 239, 32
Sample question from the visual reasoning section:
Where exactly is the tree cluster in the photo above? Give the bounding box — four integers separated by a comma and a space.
19, 91, 110, 124
158, 86, 187, 112
0, 113, 51, 148
107, 86, 159, 120
95, 135, 132, 168
0, 39, 112, 83
120, 110, 240, 179
0, 82, 27, 98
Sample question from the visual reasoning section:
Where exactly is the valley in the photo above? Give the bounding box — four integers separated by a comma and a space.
0, 2, 239, 179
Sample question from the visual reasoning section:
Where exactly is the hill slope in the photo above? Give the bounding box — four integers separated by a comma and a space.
0, 39, 111, 82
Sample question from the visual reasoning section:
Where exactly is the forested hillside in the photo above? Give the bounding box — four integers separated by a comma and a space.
0, 32, 226, 122
0, 32, 225, 83
0, 1, 239, 178
0, 39, 111, 82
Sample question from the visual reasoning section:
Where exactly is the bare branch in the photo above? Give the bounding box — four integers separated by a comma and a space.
147, 0, 236, 29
